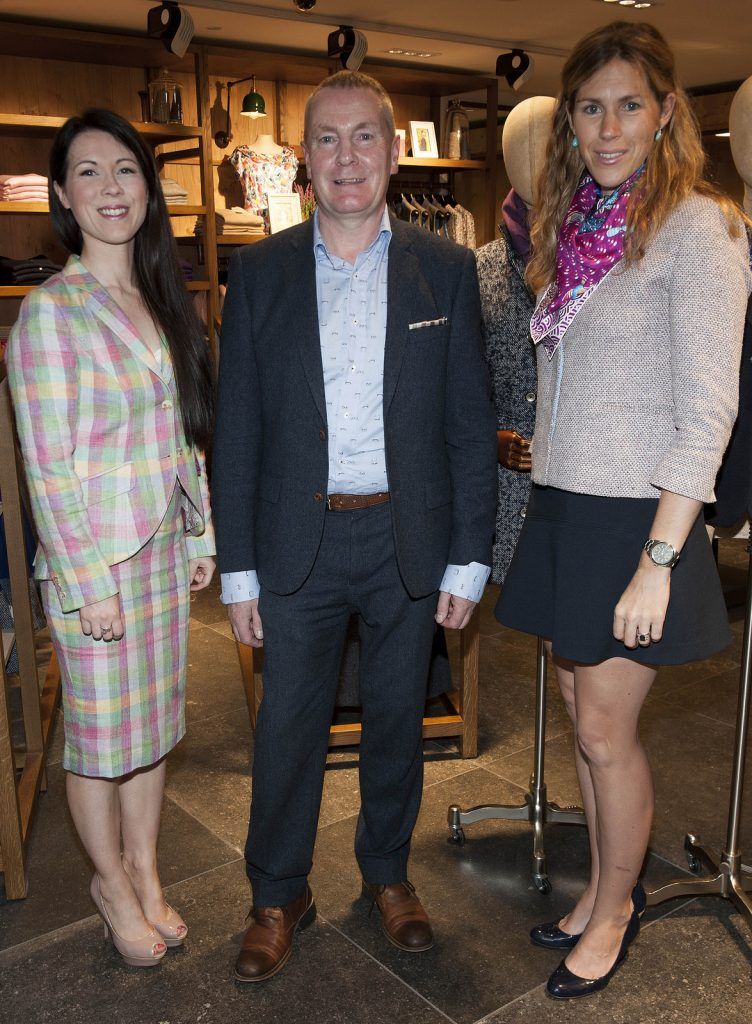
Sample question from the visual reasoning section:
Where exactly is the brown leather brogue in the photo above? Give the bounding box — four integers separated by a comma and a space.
362, 880, 434, 952
234, 886, 316, 983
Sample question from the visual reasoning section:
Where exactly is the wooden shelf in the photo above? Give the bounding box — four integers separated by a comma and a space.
1, 282, 208, 297
0, 204, 205, 216
0, 202, 49, 213
293, 154, 486, 170
0, 113, 202, 145
398, 157, 486, 169
167, 205, 206, 216
0, 286, 34, 297
177, 234, 266, 245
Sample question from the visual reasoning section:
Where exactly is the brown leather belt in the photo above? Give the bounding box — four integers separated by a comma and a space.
327, 491, 391, 511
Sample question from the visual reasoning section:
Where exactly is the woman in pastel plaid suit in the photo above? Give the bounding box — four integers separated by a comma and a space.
7, 110, 215, 967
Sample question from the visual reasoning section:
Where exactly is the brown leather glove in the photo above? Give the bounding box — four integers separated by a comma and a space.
497, 429, 532, 471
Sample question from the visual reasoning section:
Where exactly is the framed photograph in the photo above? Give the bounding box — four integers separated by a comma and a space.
408, 120, 438, 159
268, 192, 303, 234
395, 128, 407, 159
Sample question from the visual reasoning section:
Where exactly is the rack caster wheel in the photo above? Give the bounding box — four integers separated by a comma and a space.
686, 852, 702, 875
448, 826, 466, 845
684, 834, 702, 875
533, 874, 552, 895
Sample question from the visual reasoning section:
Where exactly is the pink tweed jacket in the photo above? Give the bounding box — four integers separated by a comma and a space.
531, 194, 752, 502
7, 256, 214, 613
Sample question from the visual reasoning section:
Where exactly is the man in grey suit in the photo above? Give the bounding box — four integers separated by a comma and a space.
212, 70, 496, 983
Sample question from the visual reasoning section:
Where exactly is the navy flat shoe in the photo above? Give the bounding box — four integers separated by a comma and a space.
546, 904, 641, 999
531, 880, 646, 952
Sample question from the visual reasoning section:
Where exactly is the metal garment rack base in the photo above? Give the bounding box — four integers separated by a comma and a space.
447, 637, 586, 893
646, 552, 752, 928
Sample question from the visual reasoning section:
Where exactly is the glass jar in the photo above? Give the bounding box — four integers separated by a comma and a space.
148, 68, 183, 124
443, 99, 471, 160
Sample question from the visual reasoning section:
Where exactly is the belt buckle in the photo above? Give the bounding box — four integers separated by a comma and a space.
327, 495, 333, 511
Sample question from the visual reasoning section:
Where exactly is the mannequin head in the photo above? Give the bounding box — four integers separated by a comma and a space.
729, 76, 752, 215
501, 95, 556, 208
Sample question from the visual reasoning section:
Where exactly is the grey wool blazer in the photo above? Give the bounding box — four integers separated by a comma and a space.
531, 194, 752, 502
211, 214, 497, 599
476, 227, 537, 584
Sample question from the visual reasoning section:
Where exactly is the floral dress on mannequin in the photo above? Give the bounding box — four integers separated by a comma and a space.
229, 145, 298, 227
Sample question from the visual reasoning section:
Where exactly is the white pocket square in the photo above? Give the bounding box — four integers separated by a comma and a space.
408, 317, 448, 330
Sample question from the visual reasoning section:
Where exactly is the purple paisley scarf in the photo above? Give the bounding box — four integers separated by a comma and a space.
530, 164, 645, 358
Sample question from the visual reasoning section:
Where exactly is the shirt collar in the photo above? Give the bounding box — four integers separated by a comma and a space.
313, 207, 392, 268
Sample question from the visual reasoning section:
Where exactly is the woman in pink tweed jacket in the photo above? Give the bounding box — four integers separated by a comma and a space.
496, 22, 751, 999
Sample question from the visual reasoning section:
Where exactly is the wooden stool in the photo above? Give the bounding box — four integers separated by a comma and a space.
236, 613, 479, 758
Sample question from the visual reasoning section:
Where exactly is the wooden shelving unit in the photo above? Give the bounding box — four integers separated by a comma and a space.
0, 22, 219, 342
0, 368, 61, 899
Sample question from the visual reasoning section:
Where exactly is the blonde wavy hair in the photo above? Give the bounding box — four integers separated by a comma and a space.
527, 20, 744, 295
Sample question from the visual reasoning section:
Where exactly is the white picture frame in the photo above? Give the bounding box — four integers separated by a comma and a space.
395, 128, 407, 159
408, 120, 438, 159
268, 192, 303, 234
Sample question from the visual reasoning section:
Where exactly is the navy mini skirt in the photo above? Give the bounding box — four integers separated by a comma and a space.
495, 485, 731, 666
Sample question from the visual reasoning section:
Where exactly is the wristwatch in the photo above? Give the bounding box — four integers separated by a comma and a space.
643, 539, 680, 569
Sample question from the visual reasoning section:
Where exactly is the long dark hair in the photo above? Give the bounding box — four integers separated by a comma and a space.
49, 108, 214, 450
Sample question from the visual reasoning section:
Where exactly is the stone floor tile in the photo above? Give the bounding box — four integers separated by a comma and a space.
1, 860, 449, 1024
480, 898, 752, 1023
0, 764, 238, 952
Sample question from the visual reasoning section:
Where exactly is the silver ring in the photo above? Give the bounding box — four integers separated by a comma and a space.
102, 626, 113, 634
637, 633, 650, 643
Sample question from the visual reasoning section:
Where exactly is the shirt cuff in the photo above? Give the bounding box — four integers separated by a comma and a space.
440, 562, 491, 604
220, 569, 260, 604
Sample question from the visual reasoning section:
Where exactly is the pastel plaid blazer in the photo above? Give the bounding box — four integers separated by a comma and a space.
7, 256, 214, 614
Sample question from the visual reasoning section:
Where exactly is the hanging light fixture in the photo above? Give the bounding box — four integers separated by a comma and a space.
214, 75, 267, 148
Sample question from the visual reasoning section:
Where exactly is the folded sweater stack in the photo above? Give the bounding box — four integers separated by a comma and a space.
160, 177, 189, 205
0, 254, 62, 285
0, 173, 48, 203
195, 206, 265, 237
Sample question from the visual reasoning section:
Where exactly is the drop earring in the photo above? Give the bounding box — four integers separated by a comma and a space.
571, 135, 579, 149
654, 127, 663, 142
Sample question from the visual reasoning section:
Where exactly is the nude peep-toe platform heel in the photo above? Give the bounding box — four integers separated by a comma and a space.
151, 904, 188, 948
120, 855, 188, 948
90, 875, 167, 967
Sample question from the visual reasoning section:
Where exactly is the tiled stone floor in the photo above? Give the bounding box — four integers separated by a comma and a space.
2, 544, 751, 1023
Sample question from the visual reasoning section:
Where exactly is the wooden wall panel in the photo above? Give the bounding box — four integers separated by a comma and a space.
0, 55, 144, 119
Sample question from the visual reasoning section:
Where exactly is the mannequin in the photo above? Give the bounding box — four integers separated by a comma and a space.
249, 133, 285, 157
230, 131, 298, 216
709, 77, 752, 528
501, 95, 556, 207
730, 77, 752, 217
475, 95, 555, 583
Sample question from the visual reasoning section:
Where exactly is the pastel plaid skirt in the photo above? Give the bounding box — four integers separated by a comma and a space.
41, 482, 190, 778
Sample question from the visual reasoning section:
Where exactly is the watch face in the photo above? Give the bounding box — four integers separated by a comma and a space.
651, 542, 675, 565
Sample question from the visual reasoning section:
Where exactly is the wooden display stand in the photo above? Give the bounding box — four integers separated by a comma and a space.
236, 614, 479, 758
0, 369, 61, 899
